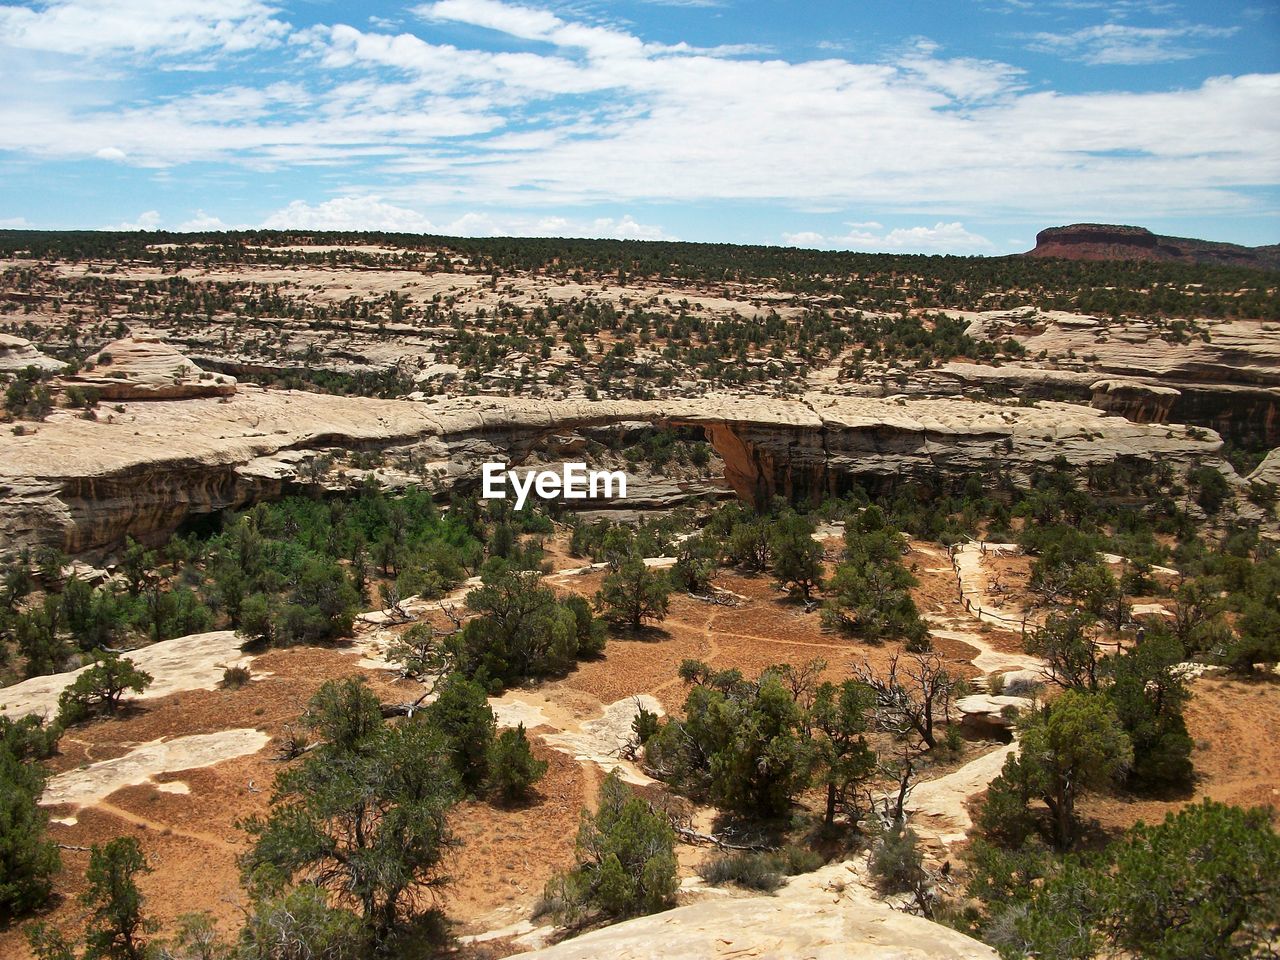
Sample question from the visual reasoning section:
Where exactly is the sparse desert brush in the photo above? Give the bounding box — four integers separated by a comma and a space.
276, 725, 312, 760
699, 845, 824, 893
221, 665, 252, 689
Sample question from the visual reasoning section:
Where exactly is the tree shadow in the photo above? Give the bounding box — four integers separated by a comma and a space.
607, 624, 672, 643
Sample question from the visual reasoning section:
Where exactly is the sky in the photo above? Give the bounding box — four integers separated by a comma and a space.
0, 0, 1277, 254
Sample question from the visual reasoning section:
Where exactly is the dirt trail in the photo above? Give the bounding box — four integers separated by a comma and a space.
91, 799, 242, 851
951, 542, 1035, 628
927, 621, 1041, 681
906, 743, 1019, 848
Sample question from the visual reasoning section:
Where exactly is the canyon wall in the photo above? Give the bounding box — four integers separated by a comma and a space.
0, 387, 1226, 560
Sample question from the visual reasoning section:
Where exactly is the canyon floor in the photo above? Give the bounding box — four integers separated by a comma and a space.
3, 530, 1275, 959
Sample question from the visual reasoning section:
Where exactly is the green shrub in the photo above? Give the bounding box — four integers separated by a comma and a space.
221, 665, 252, 689
425, 673, 495, 793
488, 723, 548, 804
869, 824, 926, 895
542, 771, 678, 923
0, 744, 59, 917
56, 652, 152, 726
698, 845, 823, 892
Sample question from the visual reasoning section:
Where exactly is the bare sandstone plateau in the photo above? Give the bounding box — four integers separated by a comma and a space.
518, 863, 997, 959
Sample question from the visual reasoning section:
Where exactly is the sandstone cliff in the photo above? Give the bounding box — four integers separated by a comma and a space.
0, 334, 63, 373
858, 314, 1280, 447
61, 334, 237, 400
0, 387, 1224, 560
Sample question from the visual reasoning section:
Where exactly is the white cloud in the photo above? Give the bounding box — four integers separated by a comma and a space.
107, 210, 162, 231
419, 0, 562, 42
0, 0, 288, 57
0, 0, 1275, 228
255, 197, 676, 240
176, 210, 231, 231
261, 197, 438, 232
0, 216, 30, 228
784, 221, 993, 254
1027, 22, 1239, 66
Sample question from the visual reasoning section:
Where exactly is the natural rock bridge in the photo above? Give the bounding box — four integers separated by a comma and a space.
0, 388, 1223, 560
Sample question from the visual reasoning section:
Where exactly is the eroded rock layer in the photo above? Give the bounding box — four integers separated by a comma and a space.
0, 387, 1223, 559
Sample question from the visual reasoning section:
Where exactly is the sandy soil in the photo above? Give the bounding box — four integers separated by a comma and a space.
1078, 674, 1280, 839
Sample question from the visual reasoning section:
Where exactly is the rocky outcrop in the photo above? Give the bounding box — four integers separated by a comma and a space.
0, 388, 1224, 560
1090, 379, 1180, 423
0, 334, 63, 373
518, 862, 997, 960
1249, 448, 1280, 489
62, 334, 237, 400
874, 315, 1280, 447
956, 693, 1033, 735
1027, 224, 1280, 271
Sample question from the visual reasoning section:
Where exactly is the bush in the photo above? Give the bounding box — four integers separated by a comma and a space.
221, 665, 252, 689
869, 824, 926, 895
698, 845, 823, 893
241, 679, 460, 947
631, 705, 661, 744
542, 771, 678, 923
56, 652, 152, 726
238, 884, 365, 960
1, 714, 61, 762
425, 673, 496, 794
453, 566, 605, 686
595, 558, 671, 630
488, 723, 548, 804
671, 533, 718, 593
1012, 800, 1280, 960
698, 850, 785, 891
644, 662, 812, 818
29, 836, 154, 960
821, 520, 926, 645
0, 744, 59, 917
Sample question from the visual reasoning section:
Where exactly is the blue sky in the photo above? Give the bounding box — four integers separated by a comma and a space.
0, 0, 1276, 253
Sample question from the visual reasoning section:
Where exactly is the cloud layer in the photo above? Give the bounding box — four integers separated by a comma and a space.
0, 0, 1276, 249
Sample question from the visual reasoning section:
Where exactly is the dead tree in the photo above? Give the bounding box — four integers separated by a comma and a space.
855, 652, 958, 750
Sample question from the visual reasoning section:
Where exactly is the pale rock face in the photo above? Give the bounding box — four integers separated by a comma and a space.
956, 693, 1034, 733
879, 314, 1280, 447
0, 334, 64, 373
1249, 448, 1280, 489
0, 388, 1225, 559
62, 334, 237, 400
517, 861, 998, 960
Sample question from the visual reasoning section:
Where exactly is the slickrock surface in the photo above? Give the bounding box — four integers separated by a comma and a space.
41, 729, 271, 810
518, 861, 998, 960
856, 314, 1280, 445
0, 333, 63, 373
0, 630, 253, 719
63, 334, 237, 400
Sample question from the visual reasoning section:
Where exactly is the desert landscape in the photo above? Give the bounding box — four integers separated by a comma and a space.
0, 227, 1276, 960
1, 0, 1278, 957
